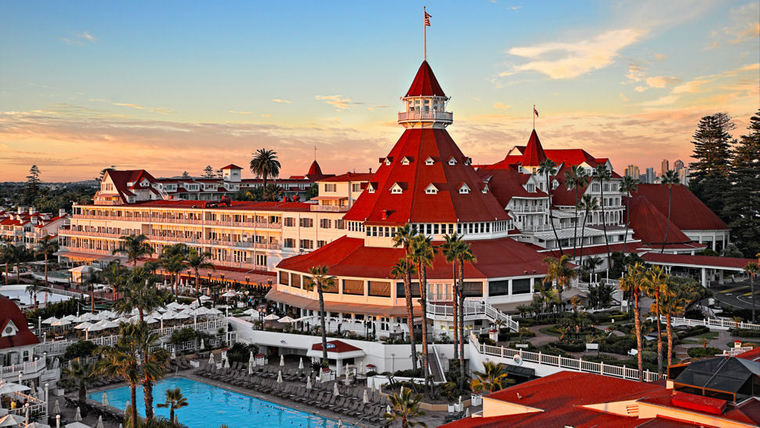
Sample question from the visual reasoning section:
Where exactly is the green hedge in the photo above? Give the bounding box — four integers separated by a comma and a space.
732, 329, 760, 338
687, 347, 721, 358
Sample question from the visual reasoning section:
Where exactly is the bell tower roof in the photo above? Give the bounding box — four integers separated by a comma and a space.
522, 129, 547, 167
405, 61, 446, 97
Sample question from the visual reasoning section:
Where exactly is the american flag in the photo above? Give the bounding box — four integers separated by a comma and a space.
425, 11, 431, 26
533, 107, 539, 118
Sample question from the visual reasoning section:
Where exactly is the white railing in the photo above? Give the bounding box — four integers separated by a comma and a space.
431, 343, 446, 382
310, 205, 349, 212
0, 358, 46, 378
470, 332, 662, 383
398, 111, 453, 122
661, 315, 760, 331
427, 301, 519, 332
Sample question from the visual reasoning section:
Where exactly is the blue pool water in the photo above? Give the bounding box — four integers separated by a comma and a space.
89, 377, 345, 427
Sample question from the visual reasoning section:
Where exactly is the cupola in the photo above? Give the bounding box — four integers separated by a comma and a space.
398, 61, 453, 129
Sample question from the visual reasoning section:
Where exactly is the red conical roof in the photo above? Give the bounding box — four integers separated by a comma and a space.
306, 160, 324, 179
405, 61, 446, 97
522, 130, 547, 167
343, 128, 508, 225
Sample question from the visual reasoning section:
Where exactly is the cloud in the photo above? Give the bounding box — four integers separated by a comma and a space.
640, 95, 678, 107
619, 93, 629, 102
113, 102, 172, 114
272, 98, 292, 104
626, 64, 645, 82
672, 79, 710, 94
722, 2, 760, 44
503, 29, 643, 79
228, 110, 253, 115
655, 53, 667, 61
645, 76, 680, 88
260, 114, 272, 118
315, 95, 352, 110
493, 102, 511, 110
635, 86, 647, 93
62, 31, 97, 46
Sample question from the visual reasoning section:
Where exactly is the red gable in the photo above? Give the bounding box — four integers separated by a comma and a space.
311, 340, 361, 354
221, 164, 242, 170
476, 168, 547, 208
405, 61, 446, 97
633, 184, 728, 231
0, 297, 40, 349
521, 130, 547, 167
626, 195, 693, 245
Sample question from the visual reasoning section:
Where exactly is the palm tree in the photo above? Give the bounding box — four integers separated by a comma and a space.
661, 282, 687, 368
471, 361, 512, 394
441, 233, 463, 361
26, 282, 42, 309
249, 148, 281, 200
98, 323, 142, 427
410, 234, 436, 390
582, 256, 603, 283
660, 170, 680, 253
745, 262, 759, 322
159, 244, 188, 295
457, 240, 476, 392
157, 388, 188, 424
35, 234, 58, 286
565, 166, 589, 257
619, 263, 647, 380
392, 224, 419, 373
135, 323, 170, 421
113, 234, 154, 267
592, 164, 612, 268
577, 194, 599, 273
103, 260, 128, 301
113, 267, 164, 323
620, 176, 638, 253
0, 243, 11, 285
643, 265, 669, 378
63, 358, 96, 403
384, 387, 427, 428
391, 258, 418, 373
542, 255, 577, 307
83, 267, 101, 313
186, 249, 215, 293
538, 159, 563, 255
4, 244, 27, 283
307, 265, 336, 365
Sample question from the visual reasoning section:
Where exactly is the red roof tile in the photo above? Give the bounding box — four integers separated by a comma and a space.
633, 184, 728, 231
627, 195, 693, 245
220, 164, 242, 170
317, 172, 373, 183
405, 60, 446, 97
306, 160, 325, 179
0, 297, 40, 349
521, 130, 547, 167
311, 340, 361, 353
641, 253, 755, 269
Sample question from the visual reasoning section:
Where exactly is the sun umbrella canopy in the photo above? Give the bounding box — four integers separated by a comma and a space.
333, 382, 340, 396
25, 422, 51, 428
0, 414, 26, 427
74, 322, 93, 330
61, 315, 77, 322
278, 316, 296, 323
207, 308, 223, 316
222, 290, 238, 298
0, 380, 30, 394
50, 319, 71, 327
42, 316, 59, 325
263, 314, 280, 321
65, 423, 91, 428
159, 311, 177, 320
174, 312, 191, 320
75, 313, 95, 323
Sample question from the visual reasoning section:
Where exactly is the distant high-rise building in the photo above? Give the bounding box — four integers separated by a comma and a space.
674, 159, 684, 171
661, 159, 669, 176
645, 167, 656, 184
678, 166, 690, 185
624, 164, 640, 179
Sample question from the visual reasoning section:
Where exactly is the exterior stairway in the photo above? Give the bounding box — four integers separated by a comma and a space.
427, 300, 519, 332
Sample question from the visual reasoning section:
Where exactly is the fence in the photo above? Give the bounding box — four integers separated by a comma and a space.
427, 301, 519, 332
470, 332, 662, 383
662, 315, 760, 331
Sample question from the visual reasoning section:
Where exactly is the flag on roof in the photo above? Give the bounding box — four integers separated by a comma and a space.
425, 11, 431, 26
533, 107, 539, 118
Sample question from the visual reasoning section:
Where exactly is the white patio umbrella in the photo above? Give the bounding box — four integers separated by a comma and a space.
263, 314, 279, 321
53, 399, 61, 415
369, 377, 374, 391
102, 392, 109, 406
159, 311, 177, 320
0, 380, 29, 394
242, 308, 257, 315
298, 357, 304, 370
223, 358, 230, 369
74, 406, 82, 422
359, 361, 364, 375
386, 404, 392, 414
65, 422, 91, 428
42, 316, 59, 325
166, 302, 182, 310
207, 308, 223, 316
465, 408, 470, 417
333, 382, 340, 396
306, 376, 312, 390
248, 364, 253, 375
363, 389, 369, 403
222, 290, 238, 298
278, 316, 296, 323
276, 370, 283, 383
279, 355, 285, 367
199, 295, 211, 302
249, 351, 255, 366
74, 322, 93, 330
174, 312, 191, 320
96, 415, 104, 428
0, 414, 25, 427
208, 353, 215, 365
50, 319, 71, 327
200, 339, 205, 350
144, 316, 159, 324
25, 422, 51, 428
61, 315, 77, 323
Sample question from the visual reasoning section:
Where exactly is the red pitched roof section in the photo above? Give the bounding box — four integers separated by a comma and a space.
220, 164, 242, 170
521, 130, 547, 167
317, 172, 373, 183
627, 195, 693, 245
105, 169, 157, 202
306, 160, 325, 180
343, 128, 508, 224
641, 253, 755, 269
0, 297, 40, 349
633, 184, 728, 231
310, 340, 361, 354
405, 61, 446, 97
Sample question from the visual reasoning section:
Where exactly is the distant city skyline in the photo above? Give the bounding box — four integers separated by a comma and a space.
1, 0, 758, 181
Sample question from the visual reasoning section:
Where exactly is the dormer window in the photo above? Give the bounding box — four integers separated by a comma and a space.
385, 157, 393, 166
459, 183, 471, 194
1, 320, 18, 338
481, 184, 489, 194
425, 157, 435, 166
390, 183, 404, 194
448, 157, 457, 166
367, 183, 376, 194
425, 184, 438, 195
401, 156, 413, 166
527, 184, 535, 192
464, 158, 472, 165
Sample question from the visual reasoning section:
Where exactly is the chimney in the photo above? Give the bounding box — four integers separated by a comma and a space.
381, 210, 389, 220
369, 168, 372, 174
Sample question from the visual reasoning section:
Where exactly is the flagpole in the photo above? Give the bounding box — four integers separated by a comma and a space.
533, 104, 535, 130
424, 6, 427, 61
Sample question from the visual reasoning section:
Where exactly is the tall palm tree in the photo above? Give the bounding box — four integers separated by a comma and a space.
135, 323, 170, 421
103, 260, 128, 301
620, 175, 638, 254
565, 166, 589, 258
441, 233, 462, 361
542, 255, 577, 306
457, 240, 476, 392
3, 244, 28, 283
157, 388, 188, 424
159, 244, 188, 295
384, 387, 427, 428
35, 234, 58, 286
410, 234, 436, 390
392, 224, 419, 373
391, 258, 418, 373
744, 262, 759, 322
83, 267, 101, 313
113, 267, 164, 323
97, 323, 142, 427
643, 265, 669, 378
186, 249, 215, 293
249, 148, 281, 200
577, 194, 599, 273
660, 170, 680, 253
0, 242, 12, 285
619, 263, 647, 380
26, 282, 42, 309
661, 281, 687, 368
308, 265, 336, 365
592, 164, 612, 268
538, 159, 563, 255
471, 361, 512, 394
113, 234, 154, 267
63, 358, 96, 403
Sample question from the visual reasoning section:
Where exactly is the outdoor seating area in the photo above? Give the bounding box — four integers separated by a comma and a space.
195, 362, 388, 425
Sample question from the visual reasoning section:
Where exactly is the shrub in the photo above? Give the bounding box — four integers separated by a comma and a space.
439, 382, 459, 401
226, 342, 259, 363
676, 326, 710, 339
64, 341, 97, 360
687, 347, 721, 358
553, 341, 586, 352
394, 368, 423, 378
732, 329, 760, 338
169, 327, 197, 345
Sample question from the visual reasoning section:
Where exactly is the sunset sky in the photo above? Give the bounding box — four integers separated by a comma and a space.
1, 1, 758, 182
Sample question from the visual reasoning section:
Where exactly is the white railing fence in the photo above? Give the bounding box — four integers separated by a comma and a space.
661, 315, 760, 331
427, 300, 519, 332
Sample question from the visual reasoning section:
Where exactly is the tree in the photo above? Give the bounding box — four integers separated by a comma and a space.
384, 387, 427, 428
619, 263, 647, 380
264, 183, 284, 202
181, 171, 190, 179
83, 267, 101, 313
4, 244, 29, 283
724, 110, 760, 257
471, 361, 511, 393
113, 267, 164, 323
35, 234, 58, 287
642, 265, 669, 378
441, 233, 463, 361
249, 149, 281, 199
620, 175, 638, 254
577, 194, 599, 273
661, 278, 698, 367
410, 233, 436, 391
186, 249, 215, 293
26, 282, 42, 309
538, 159, 563, 255
113, 234, 154, 266
159, 244, 188, 295
542, 255, 577, 306
157, 388, 188, 424
0, 243, 12, 285
745, 262, 759, 322
565, 165, 589, 257
103, 260, 128, 301
592, 164, 612, 269
63, 358, 96, 403
660, 170, 680, 253
392, 224, 419, 373
307, 266, 336, 365
689, 113, 734, 216
202, 165, 215, 178
456, 240, 476, 392
24, 164, 41, 204
97, 323, 142, 427
136, 323, 170, 421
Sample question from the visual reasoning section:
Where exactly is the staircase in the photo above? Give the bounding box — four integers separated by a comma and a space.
427, 300, 519, 332
428, 344, 447, 382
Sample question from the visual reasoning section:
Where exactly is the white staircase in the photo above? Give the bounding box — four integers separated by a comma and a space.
427, 300, 519, 332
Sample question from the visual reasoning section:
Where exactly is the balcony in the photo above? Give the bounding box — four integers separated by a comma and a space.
310, 204, 349, 212
397, 110, 453, 123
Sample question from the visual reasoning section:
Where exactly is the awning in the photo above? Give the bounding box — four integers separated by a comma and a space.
307, 340, 366, 360
266, 288, 421, 317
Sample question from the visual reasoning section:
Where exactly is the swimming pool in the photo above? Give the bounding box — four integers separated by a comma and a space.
0, 284, 73, 306
89, 376, 347, 427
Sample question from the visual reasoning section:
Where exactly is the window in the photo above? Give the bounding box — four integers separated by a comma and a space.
489, 280, 510, 297
448, 157, 457, 165
512, 278, 531, 294
335, 220, 345, 229
279, 271, 289, 285
299, 239, 313, 249
342, 279, 364, 295
351, 183, 362, 192
368, 281, 391, 297
283, 238, 295, 248
425, 157, 435, 165
255, 254, 267, 266
367, 184, 376, 193
425, 184, 438, 194
317, 240, 327, 248
284, 217, 295, 227
324, 183, 336, 192
320, 218, 331, 228
459, 184, 471, 194
291, 273, 301, 289
390, 183, 404, 194
401, 156, 412, 165
299, 218, 313, 228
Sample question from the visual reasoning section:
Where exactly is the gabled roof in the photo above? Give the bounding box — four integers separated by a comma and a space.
104, 170, 157, 203
343, 128, 509, 224
0, 297, 40, 349
633, 184, 728, 231
626, 195, 693, 245
405, 61, 446, 97
220, 164, 242, 170
521, 130, 547, 167
476, 168, 547, 208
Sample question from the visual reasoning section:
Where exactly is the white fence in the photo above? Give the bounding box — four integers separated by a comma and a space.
470, 332, 662, 383
662, 315, 760, 331
427, 300, 519, 332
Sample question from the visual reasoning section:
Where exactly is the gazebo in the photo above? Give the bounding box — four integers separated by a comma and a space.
307, 340, 365, 377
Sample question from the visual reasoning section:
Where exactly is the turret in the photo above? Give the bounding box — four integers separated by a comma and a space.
398, 61, 453, 129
